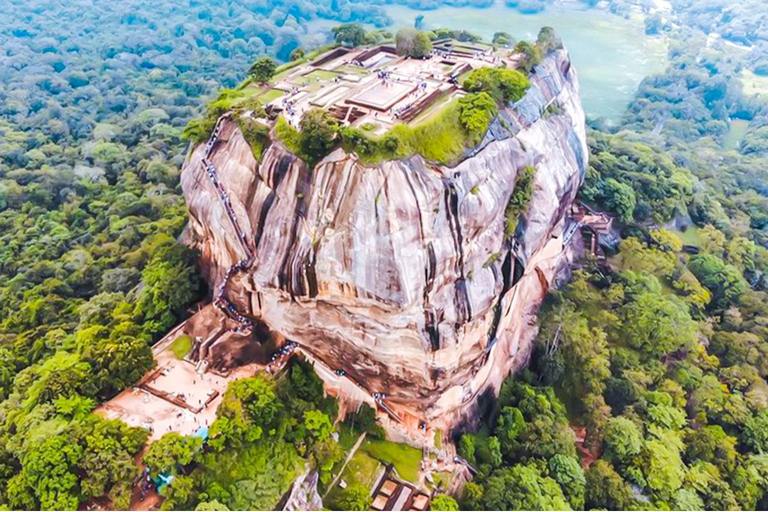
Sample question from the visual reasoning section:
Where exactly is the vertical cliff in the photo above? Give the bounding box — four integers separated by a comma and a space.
180, 48, 587, 431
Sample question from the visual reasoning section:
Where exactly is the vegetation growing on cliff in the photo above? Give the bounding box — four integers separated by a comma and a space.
504, 165, 537, 237
463, 67, 530, 104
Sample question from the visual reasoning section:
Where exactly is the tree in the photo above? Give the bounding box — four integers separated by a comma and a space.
336, 483, 372, 511
494, 406, 524, 456
462, 67, 530, 104
458, 434, 477, 465
685, 425, 737, 473
458, 92, 497, 144
480, 464, 572, 510
344, 404, 384, 439
744, 411, 768, 454
6, 434, 83, 511
536, 27, 563, 54
492, 32, 515, 47
143, 433, 203, 477
513, 41, 542, 73
639, 432, 686, 501
430, 494, 459, 510
135, 244, 201, 337
209, 375, 283, 450
620, 285, 697, 357
460, 482, 484, 510
549, 454, 586, 510
303, 410, 333, 442
289, 48, 305, 61
196, 500, 230, 511
78, 322, 155, 398
248, 57, 277, 84
395, 28, 433, 59
161, 475, 195, 511
73, 416, 148, 509
331, 24, 366, 47
299, 108, 338, 164
602, 178, 637, 222
585, 460, 635, 510
603, 416, 643, 465
689, 254, 748, 310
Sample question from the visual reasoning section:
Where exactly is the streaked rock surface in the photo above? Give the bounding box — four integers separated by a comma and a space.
180, 49, 587, 430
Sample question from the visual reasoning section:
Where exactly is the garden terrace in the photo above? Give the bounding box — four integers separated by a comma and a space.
250, 40, 519, 137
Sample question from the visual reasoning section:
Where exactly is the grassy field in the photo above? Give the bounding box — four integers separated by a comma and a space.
674, 226, 703, 246
259, 88, 285, 103
325, 450, 382, 509
740, 70, 768, 98
360, 437, 422, 483
724, 119, 750, 150
302, 69, 339, 81
169, 335, 192, 359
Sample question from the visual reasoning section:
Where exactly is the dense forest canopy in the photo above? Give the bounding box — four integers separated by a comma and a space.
1, 0, 768, 510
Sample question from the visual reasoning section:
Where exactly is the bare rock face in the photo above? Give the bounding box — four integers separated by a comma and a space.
181, 49, 587, 432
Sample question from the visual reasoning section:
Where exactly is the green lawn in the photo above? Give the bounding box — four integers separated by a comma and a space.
408, 92, 453, 125
169, 335, 192, 359
337, 424, 362, 451
360, 438, 422, 483
674, 226, 702, 246
724, 119, 749, 150
304, 69, 339, 81
740, 70, 768, 98
258, 88, 284, 103
325, 450, 382, 509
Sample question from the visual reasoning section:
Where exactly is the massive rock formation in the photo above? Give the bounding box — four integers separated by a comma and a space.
180, 48, 588, 432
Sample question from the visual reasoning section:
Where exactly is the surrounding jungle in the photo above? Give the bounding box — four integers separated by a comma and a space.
1, 0, 768, 510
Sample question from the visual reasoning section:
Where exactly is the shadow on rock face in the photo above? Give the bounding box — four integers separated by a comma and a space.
208, 317, 283, 369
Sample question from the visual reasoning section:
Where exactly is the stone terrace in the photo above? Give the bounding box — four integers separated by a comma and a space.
252, 39, 517, 135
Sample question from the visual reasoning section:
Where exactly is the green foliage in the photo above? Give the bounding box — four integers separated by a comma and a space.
480, 463, 572, 510
193, 441, 301, 511
4, 416, 146, 511
144, 433, 203, 478
462, 67, 531, 104
585, 460, 636, 510
744, 411, 768, 454
332, 24, 367, 47
513, 41, 542, 73
299, 108, 339, 165
504, 165, 536, 237
135, 244, 202, 338
248, 57, 277, 84
430, 494, 459, 510
188, 363, 342, 511
536, 27, 563, 55
343, 404, 385, 439
395, 28, 433, 59
339, 96, 491, 165
603, 416, 643, 464
335, 483, 372, 511
549, 454, 586, 510
209, 376, 281, 450
689, 253, 749, 310
237, 116, 270, 163
492, 31, 515, 48
457, 92, 498, 145
581, 131, 694, 223
619, 281, 698, 357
